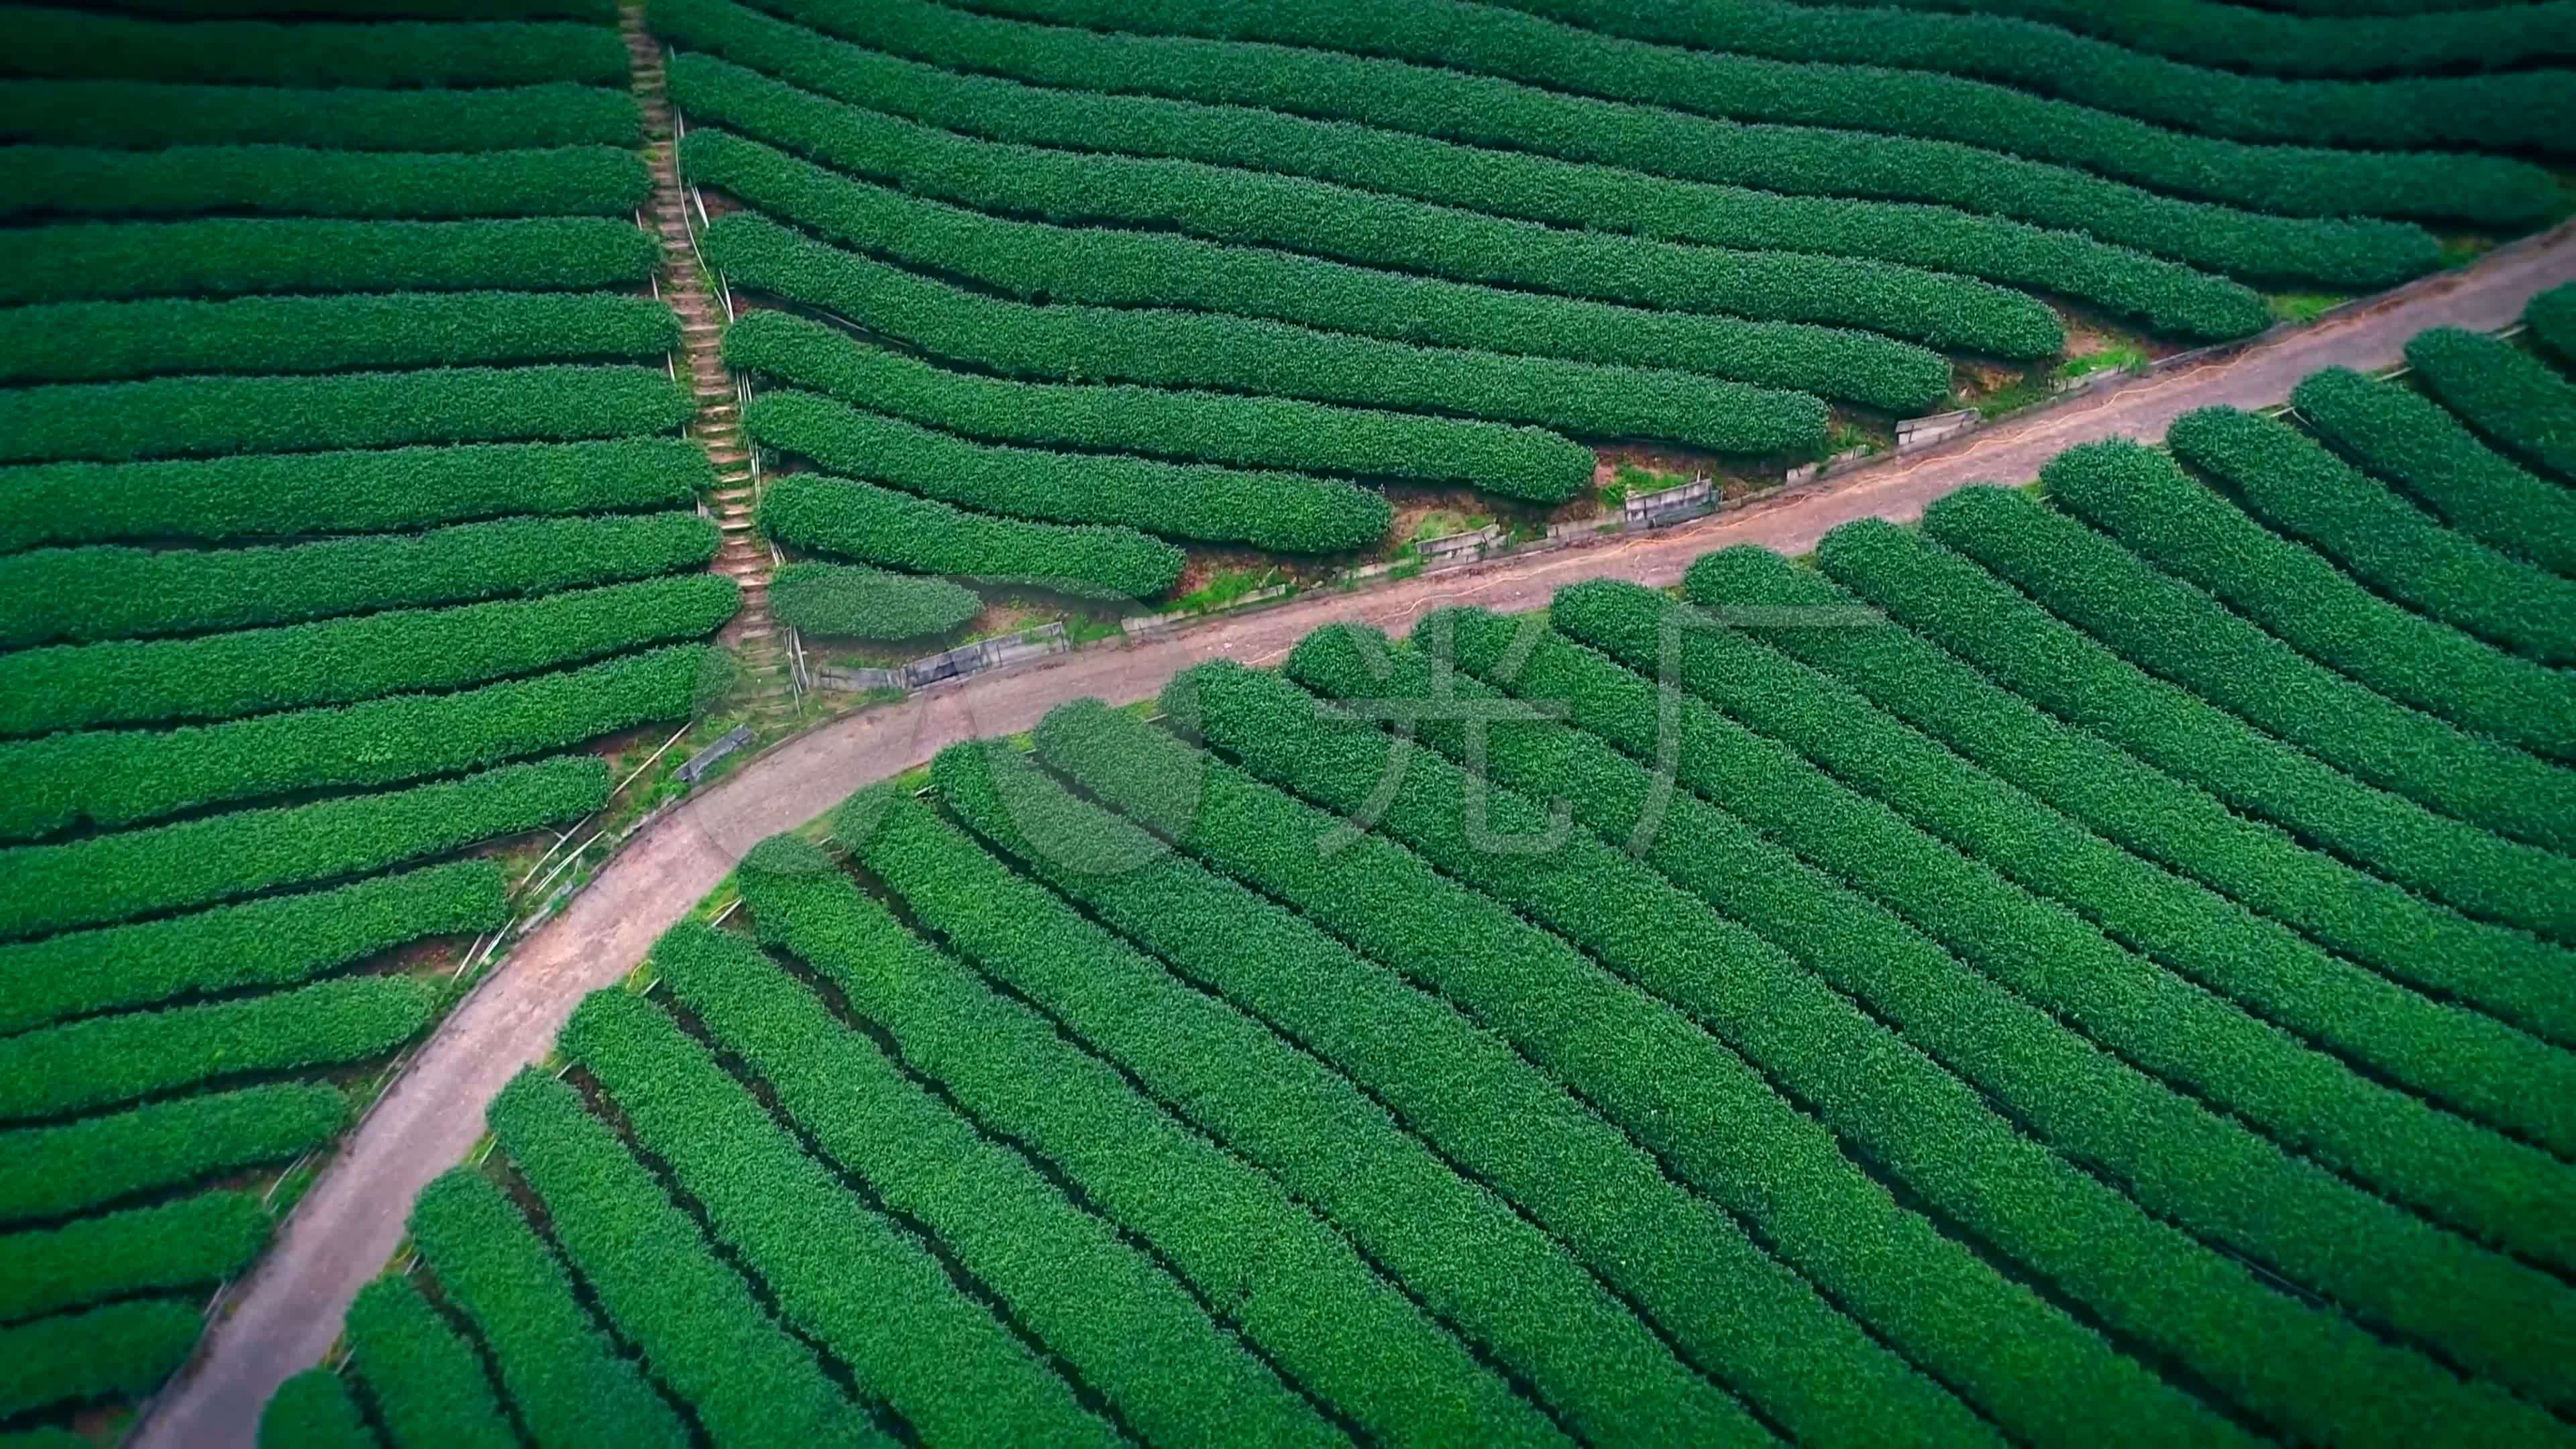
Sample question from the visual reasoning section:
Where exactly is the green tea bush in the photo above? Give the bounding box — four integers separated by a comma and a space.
2404, 327, 2576, 483
0, 217, 656, 305
2290, 367, 2576, 575
258, 1370, 376, 1449
0, 1300, 201, 1421
766, 562, 977, 641
0, 1085, 347, 1228
7, 6, 627, 85
0, 1191, 267, 1323
344, 1277, 518, 1449
757, 472, 1182, 600
0, 78, 637, 150
0, 144, 649, 221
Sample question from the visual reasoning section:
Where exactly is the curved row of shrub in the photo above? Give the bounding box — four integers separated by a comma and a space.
658, 0, 2271, 333
766, 562, 979, 641
1812, 519, 2576, 944
1922, 484, 2576, 853
0, 78, 637, 151
0, 755, 608, 941
0, 291, 680, 386
7, 6, 628, 87
0, 217, 657, 305
678, 65, 2047, 366
0, 862, 507, 1034
2529, 282, 2576, 368
748, 390, 1391, 553
708, 215, 1827, 456
961, 0, 2555, 225
0, 144, 649, 221
1682, 544, 2576, 1053
757, 473, 1183, 601
0, 1192, 268, 1326
710, 0, 2452, 288
0, 438, 708, 552
1835, 0, 2576, 77
2404, 327, 2576, 484
260, 1371, 377, 1449
343, 1277, 518, 1449
0, 1085, 347, 1230
2290, 368, 2576, 577
0, 1302, 203, 1424
728, 313, 1591, 503
0, 572, 736, 737
2162, 411, 2576, 666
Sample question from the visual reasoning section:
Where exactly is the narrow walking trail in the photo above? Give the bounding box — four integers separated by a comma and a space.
133, 204, 2576, 1449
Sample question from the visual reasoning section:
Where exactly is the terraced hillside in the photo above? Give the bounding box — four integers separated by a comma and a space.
265, 295, 2576, 1448
0, 0, 736, 1430
649, 0, 2573, 611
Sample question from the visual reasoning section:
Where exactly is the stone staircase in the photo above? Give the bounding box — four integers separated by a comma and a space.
622, 3, 794, 718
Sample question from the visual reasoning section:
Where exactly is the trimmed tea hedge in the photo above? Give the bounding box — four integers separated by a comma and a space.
746, 391, 1393, 553
0, 144, 649, 221
2529, 281, 2576, 368
757, 472, 1185, 601
1837, 0, 2576, 76
767, 562, 979, 641
0, 78, 637, 152
2290, 367, 2576, 577
0, 1085, 347, 1228
0, 1301, 201, 1422
724, 309, 1593, 502
344, 1277, 517, 1449
5, 6, 627, 87
2404, 327, 2576, 484
0, 217, 657, 306
258, 1370, 378, 1449
0, 1191, 268, 1324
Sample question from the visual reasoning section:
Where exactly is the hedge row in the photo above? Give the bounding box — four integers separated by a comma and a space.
3, 645, 708, 841
2291, 368, 2576, 577
0, 217, 657, 307
1682, 545, 2576, 1055
101, 0, 613, 17
2, 511, 714, 648
7, 7, 627, 86
568, 989, 1124, 1445
0, 861, 504, 1034
706, 215, 1827, 455
345, 1277, 517, 1449
932, 741, 1980, 1444
1479, 0, 2576, 153
725, 310, 1593, 503
975, 0, 2554, 225
696, 0, 2434, 289
258, 1370, 379, 1449
1840, 0, 2575, 76
748, 391, 1391, 553
486, 1071, 891, 1447
407, 1170, 694, 1449
1514, 586, 2576, 1285
0, 975, 436, 1124
0, 438, 707, 553
0, 572, 736, 737
0, 755, 607, 941
2529, 282, 2576, 369
767, 562, 977, 641
677, 68, 2047, 366
0, 364, 689, 466
0, 78, 637, 152
1812, 519, 2576, 943
0, 1085, 347, 1228
1029, 698, 2179, 1444
1178, 653, 2561, 1442
1923, 484, 2576, 853
757, 473, 1182, 601
2160, 413, 2576, 668
0, 1191, 267, 1324
0, 144, 649, 221
738, 834, 1560, 1447
0, 1300, 201, 1422
2404, 327, 2576, 484
0, 292, 679, 386
855, 793, 1760, 1446
653, 920, 1342, 1449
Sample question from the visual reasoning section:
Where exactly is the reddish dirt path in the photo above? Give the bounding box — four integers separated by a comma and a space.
136, 222, 2575, 1448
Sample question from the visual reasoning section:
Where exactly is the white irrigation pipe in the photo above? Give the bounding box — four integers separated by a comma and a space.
711, 898, 744, 927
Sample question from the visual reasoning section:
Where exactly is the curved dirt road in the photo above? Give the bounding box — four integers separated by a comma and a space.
140, 223, 2575, 1448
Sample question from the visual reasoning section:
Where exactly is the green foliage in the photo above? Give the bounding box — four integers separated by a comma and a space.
1812, 517, 2576, 943
705, 213, 1826, 456
0, 1085, 347, 1228
0, 217, 657, 306
2290, 366, 2576, 574
115, 0, 613, 16
676, 71, 2047, 368
0, 1300, 201, 1421
2404, 326, 2576, 483
757, 472, 1183, 600
0, 645, 711, 839
1831, 0, 2576, 75
724, 309, 1593, 502
0, 755, 608, 941
0, 292, 678, 386
0, 78, 637, 150
735, 837, 1556, 1448
344, 1277, 518, 1449
0, 438, 708, 552
0, 572, 736, 735
0, 1191, 268, 1322
485, 1071, 888, 1448
1683, 543, 2576, 1054
0, 862, 504, 1034
0, 144, 649, 221
0, 977, 437, 1125
5, 6, 627, 85
0, 512, 714, 647
407, 1170, 692, 1449
259, 1370, 380, 1449
2528, 280, 2576, 368
1922, 483, 2576, 851
766, 562, 977, 641
746, 390, 1392, 552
